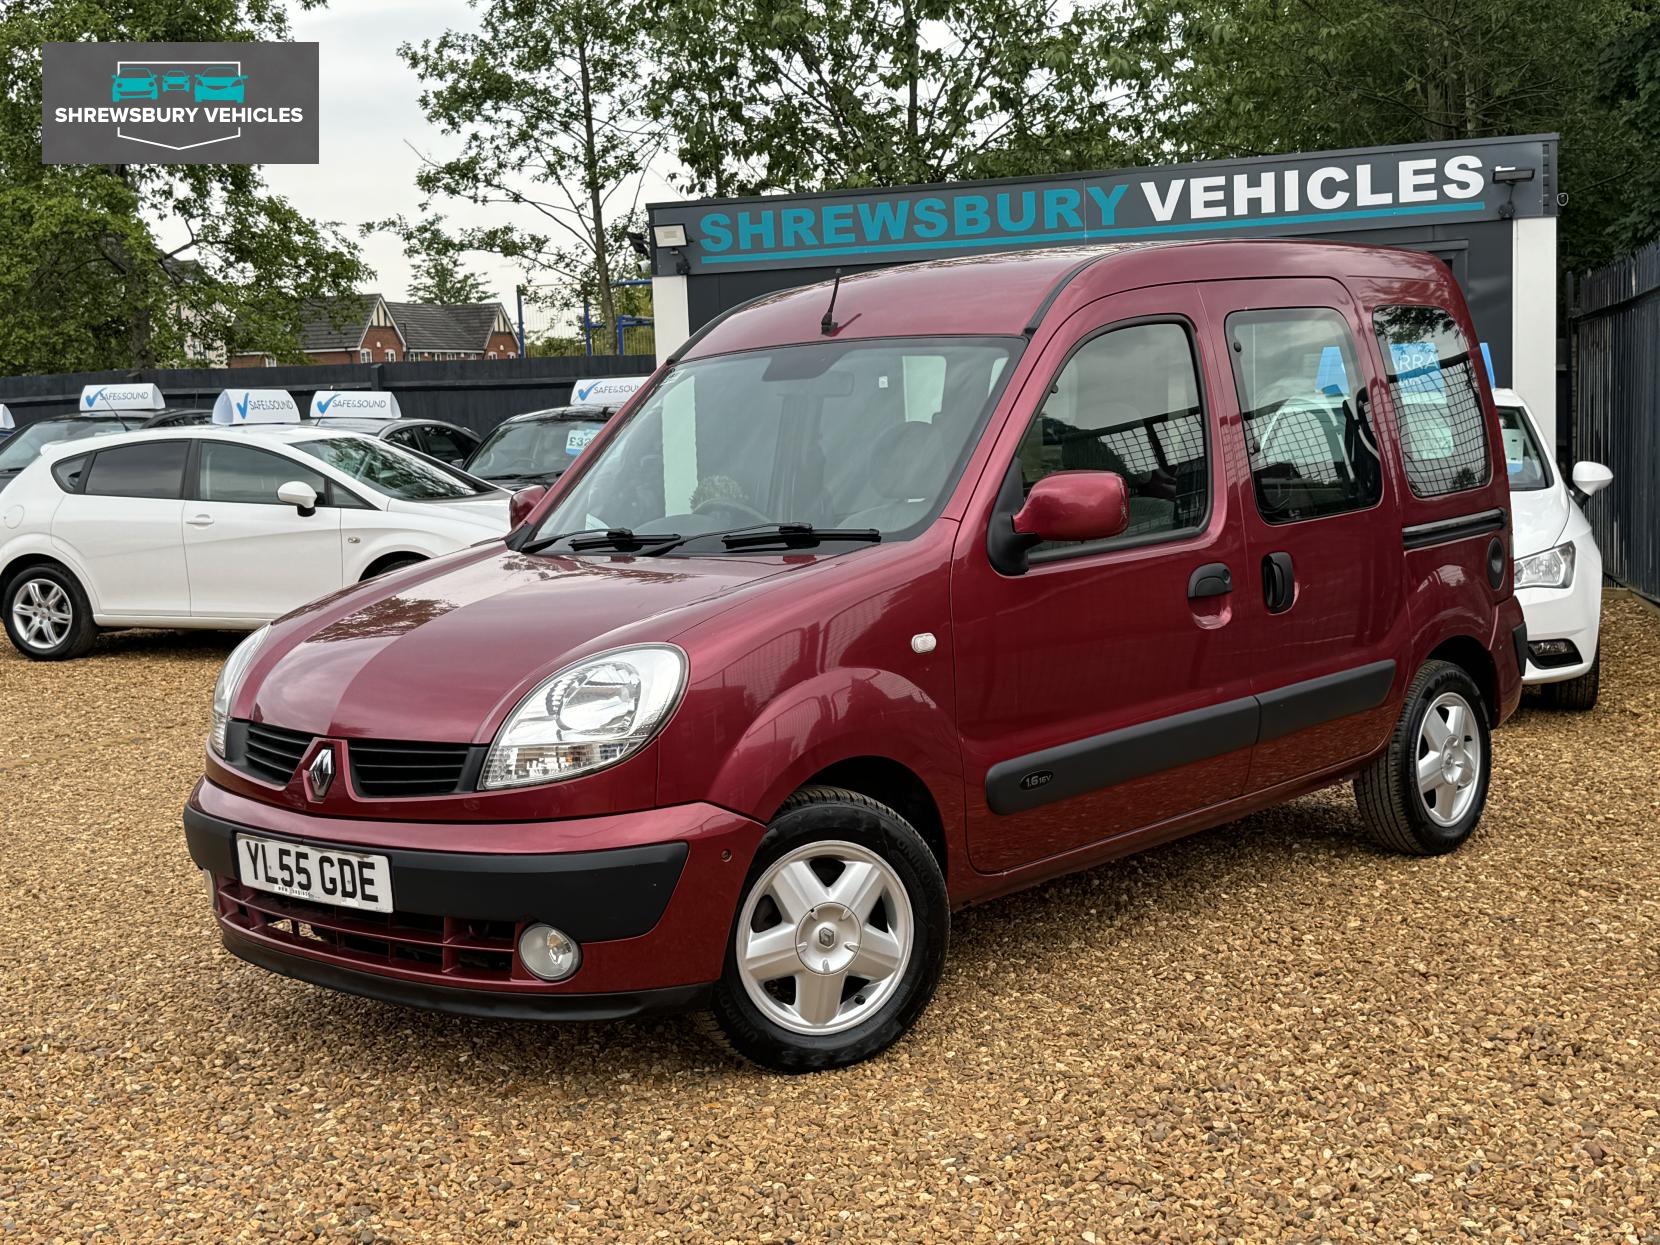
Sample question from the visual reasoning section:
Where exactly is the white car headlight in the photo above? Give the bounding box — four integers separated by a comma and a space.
480, 645, 687, 789
1514, 541, 1576, 590
210, 625, 270, 757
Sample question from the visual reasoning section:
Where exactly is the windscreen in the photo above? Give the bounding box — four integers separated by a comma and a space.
469, 418, 606, 479
1495, 403, 1551, 491
532, 337, 1018, 550
294, 436, 492, 500
0, 418, 131, 469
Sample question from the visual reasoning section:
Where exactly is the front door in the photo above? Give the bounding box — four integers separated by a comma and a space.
1200, 279, 1405, 790
184, 441, 342, 620
955, 285, 1258, 874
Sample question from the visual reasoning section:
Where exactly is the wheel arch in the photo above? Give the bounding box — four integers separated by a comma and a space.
1425, 633, 1499, 725
359, 550, 428, 581
794, 758, 949, 878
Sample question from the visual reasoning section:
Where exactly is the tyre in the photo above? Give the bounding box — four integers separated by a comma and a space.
363, 555, 424, 581
709, 785, 948, 1073
1354, 660, 1491, 855
1540, 651, 1599, 712
3, 564, 98, 660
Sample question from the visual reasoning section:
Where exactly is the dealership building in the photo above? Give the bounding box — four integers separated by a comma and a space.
648, 133, 1560, 446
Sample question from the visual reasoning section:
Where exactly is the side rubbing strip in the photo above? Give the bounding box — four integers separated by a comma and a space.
986, 660, 1400, 815
985, 696, 1259, 816
1401, 508, 1506, 550
1256, 660, 1396, 744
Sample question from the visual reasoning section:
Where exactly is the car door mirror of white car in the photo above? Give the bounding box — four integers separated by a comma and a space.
1570, 461, 1612, 500
276, 480, 318, 516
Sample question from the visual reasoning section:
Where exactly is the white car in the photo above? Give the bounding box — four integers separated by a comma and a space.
0, 424, 510, 660
1494, 387, 1613, 710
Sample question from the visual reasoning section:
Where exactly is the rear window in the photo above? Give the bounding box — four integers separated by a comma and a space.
51, 454, 90, 492
1373, 305, 1490, 497
1495, 403, 1551, 491
82, 440, 188, 499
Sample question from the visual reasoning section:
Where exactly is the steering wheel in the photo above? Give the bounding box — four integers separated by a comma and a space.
693, 497, 771, 523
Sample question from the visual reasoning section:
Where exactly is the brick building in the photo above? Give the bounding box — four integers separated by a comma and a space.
230, 294, 519, 367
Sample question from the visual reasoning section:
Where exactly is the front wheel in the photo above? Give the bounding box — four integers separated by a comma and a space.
3, 565, 99, 660
1540, 650, 1600, 711
1354, 661, 1492, 855
710, 786, 948, 1072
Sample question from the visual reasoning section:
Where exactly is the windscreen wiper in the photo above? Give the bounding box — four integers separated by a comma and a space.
521, 526, 683, 555
719, 523, 881, 550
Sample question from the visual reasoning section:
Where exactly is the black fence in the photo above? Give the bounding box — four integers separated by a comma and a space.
1569, 243, 1660, 602
0, 354, 657, 438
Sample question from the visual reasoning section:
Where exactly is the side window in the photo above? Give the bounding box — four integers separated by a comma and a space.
383, 426, 420, 450
52, 454, 90, 492
198, 442, 332, 505
1017, 321, 1208, 552
1374, 305, 1490, 497
82, 441, 188, 499
422, 426, 473, 462
1227, 308, 1382, 524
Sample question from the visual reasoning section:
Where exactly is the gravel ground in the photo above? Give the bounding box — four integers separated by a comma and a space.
3, 592, 1658, 1243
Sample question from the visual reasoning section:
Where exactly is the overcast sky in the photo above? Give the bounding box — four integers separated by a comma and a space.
257, 0, 680, 338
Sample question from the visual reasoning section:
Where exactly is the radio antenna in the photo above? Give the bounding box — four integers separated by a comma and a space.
820, 269, 843, 336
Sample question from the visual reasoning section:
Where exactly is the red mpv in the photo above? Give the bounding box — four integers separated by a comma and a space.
185, 241, 1525, 1071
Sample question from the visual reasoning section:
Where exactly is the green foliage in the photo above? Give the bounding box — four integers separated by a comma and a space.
381, 216, 494, 305
1114, 0, 1660, 266
401, 0, 658, 335
0, 0, 369, 373
645, 0, 1140, 196
1599, 9, 1660, 254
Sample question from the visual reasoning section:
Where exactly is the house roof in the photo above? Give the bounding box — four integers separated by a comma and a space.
297, 294, 380, 352
384, 301, 509, 353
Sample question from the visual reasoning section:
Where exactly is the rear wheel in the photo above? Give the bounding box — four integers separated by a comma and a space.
1354, 661, 1491, 855
710, 786, 948, 1072
1540, 650, 1600, 711
3, 564, 98, 660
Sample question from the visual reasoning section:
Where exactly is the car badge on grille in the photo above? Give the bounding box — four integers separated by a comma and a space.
306, 746, 336, 801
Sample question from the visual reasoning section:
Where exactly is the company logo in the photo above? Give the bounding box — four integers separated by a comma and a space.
79, 383, 164, 412
314, 393, 340, 415
83, 387, 104, 409
43, 42, 318, 165
572, 376, 648, 405
306, 747, 335, 801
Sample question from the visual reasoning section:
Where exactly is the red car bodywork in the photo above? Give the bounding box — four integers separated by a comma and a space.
185, 240, 1525, 1015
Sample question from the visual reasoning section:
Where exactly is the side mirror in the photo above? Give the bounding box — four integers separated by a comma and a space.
276, 480, 317, 516
1571, 461, 1612, 500
1013, 471, 1130, 545
509, 484, 548, 529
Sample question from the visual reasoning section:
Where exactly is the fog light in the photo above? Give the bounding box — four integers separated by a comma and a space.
518, 923, 581, 981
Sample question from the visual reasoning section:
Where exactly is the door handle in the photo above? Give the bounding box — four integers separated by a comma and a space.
186, 514, 214, 527
1262, 551, 1295, 614
1187, 562, 1232, 599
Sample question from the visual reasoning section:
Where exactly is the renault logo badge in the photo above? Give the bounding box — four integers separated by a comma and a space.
306, 747, 335, 800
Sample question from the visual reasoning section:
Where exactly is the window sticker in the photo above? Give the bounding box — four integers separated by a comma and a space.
1389, 342, 1445, 394
566, 428, 598, 456
1502, 427, 1527, 473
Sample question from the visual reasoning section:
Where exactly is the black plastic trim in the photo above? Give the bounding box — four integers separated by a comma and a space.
986, 659, 1398, 815
184, 806, 687, 942
1256, 659, 1396, 744
1187, 562, 1232, 599
1023, 253, 1112, 333
1401, 508, 1506, 550
224, 932, 710, 1021
1512, 621, 1529, 675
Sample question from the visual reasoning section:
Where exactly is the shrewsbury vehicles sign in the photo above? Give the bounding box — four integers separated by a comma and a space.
212, 389, 301, 425
650, 135, 1554, 274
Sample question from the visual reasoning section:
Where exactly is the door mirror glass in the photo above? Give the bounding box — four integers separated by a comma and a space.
509, 484, 548, 528
1571, 461, 1612, 498
276, 480, 318, 514
1013, 471, 1129, 545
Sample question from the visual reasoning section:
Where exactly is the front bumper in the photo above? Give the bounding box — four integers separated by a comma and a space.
184, 780, 764, 1015
1516, 576, 1601, 684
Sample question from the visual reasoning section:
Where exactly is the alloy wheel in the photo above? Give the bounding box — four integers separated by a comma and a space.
735, 840, 914, 1036
11, 578, 73, 651
1416, 690, 1482, 826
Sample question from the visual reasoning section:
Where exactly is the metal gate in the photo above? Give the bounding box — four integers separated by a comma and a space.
1569, 242, 1660, 602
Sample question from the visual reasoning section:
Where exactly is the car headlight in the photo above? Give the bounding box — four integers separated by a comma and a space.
1514, 541, 1576, 590
210, 625, 270, 757
480, 645, 687, 789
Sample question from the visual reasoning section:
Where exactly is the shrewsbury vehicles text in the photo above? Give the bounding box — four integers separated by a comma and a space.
697, 155, 1487, 257
51, 106, 304, 124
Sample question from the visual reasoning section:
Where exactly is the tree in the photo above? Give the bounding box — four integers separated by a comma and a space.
1113, 0, 1660, 266
396, 217, 493, 304
401, 0, 658, 338
1599, 9, 1660, 254
0, 0, 370, 373
645, 0, 1142, 197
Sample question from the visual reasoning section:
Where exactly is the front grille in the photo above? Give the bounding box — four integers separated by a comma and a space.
349, 739, 479, 798
236, 721, 314, 785
215, 876, 518, 982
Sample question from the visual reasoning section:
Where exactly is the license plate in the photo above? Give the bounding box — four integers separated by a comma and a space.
235, 834, 393, 913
